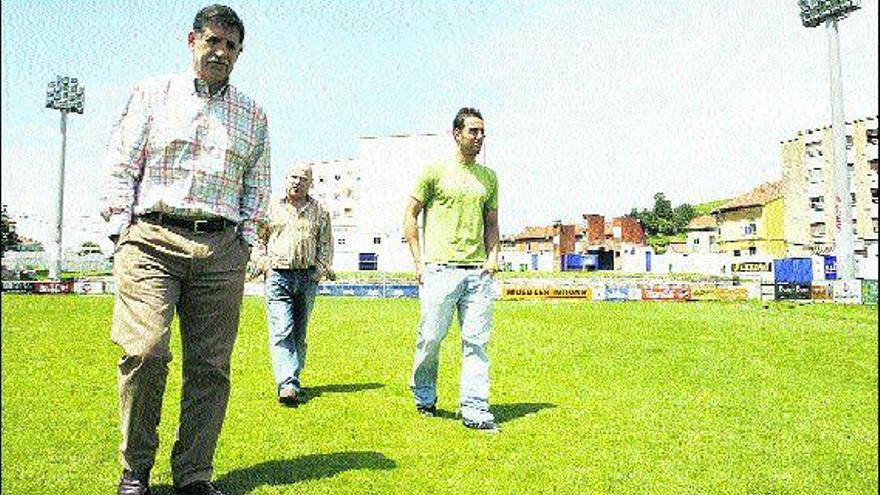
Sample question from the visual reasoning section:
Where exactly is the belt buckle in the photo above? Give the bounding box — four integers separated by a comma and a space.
193, 219, 208, 234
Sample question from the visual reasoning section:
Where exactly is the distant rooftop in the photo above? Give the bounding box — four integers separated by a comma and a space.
714, 181, 782, 213
686, 214, 718, 230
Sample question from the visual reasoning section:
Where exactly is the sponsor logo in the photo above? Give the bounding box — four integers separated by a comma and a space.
502, 286, 592, 299
731, 262, 772, 273
642, 286, 690, 301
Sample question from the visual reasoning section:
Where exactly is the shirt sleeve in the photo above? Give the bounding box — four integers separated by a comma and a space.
99, 83, 151, 237
316, 208, 334, 274
411, 164, 436, 204
239, 109, 271, 245
485, 169, 499, 210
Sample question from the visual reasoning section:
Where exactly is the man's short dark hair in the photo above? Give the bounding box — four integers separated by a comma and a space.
453, 107, 483, 132
194, 4, 245, 43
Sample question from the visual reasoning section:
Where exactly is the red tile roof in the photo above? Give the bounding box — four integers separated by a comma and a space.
686, 215, 718, 230
714, 181, 782, 213
514, 226, 557, 240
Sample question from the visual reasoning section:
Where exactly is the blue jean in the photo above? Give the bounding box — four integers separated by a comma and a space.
265, 269, 317, 393
410, 264, 494, 422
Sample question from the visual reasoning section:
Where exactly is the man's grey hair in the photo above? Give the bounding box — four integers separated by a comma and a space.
287, 162, 313, 179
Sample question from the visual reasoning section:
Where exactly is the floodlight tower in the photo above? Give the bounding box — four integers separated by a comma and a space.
797, 0, 860, 286
44, 75, 85, 281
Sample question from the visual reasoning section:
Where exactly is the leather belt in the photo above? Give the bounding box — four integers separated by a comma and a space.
138, 212, 236, 234
435, 263, 481, 269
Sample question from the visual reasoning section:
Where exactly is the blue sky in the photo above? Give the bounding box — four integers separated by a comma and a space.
2, 0, 878, 249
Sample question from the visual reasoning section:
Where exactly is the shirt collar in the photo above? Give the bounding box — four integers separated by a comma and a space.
283, 195, 314, 211
190, 69, 230, 98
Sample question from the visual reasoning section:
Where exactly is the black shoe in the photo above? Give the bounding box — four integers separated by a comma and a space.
118, 470, 150, 495
462, 418, 500, 433
416, 404, 437, 417
174, 480, 226, 495
278, 385, 298, 406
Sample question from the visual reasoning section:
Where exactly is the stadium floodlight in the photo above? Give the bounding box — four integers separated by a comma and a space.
796, 1, 860, 295
798, 0, 861, 28
44, 75, 85, 281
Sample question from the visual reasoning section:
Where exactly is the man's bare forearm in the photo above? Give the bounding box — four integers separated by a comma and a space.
404, 217, 421, 267
403, 198, 424, 269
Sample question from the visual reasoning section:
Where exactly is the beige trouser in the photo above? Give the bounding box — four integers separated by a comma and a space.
111, 219, 249, 487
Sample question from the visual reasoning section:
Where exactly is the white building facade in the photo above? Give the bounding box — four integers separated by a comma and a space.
308, 132, 464, 273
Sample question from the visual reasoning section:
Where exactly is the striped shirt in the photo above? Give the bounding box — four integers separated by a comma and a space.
100, 71, 270, 245
259, 195, 333, 273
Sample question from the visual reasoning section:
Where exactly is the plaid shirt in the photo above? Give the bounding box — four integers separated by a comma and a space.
100, 71, 270, 244
256, 195, 333, 274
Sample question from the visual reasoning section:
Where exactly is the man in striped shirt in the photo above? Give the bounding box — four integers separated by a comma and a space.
101, 5, 269, 495
252, 162, 334, 406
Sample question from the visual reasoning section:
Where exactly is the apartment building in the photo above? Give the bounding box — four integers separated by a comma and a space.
713, 181, 787, 258
781, 116, 879, 257
307, 132, 461, 272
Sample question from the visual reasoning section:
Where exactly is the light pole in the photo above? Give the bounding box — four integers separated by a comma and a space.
44, 75, 84, 281
797, 0, 860, 290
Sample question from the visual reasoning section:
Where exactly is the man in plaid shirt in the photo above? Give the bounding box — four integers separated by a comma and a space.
251, 163, 335, 407
101, 5, 269, 495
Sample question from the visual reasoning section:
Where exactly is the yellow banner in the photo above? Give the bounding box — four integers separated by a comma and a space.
690, 286, 719, 301
716, 287, 748, 301
811, 285, 832, 300
501, 286, 592, 300
731, 262, 772, 273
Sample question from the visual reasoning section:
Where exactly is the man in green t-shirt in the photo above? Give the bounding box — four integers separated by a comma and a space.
403, 107, 500, 432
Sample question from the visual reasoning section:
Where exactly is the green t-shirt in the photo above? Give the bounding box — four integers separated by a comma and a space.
411, 159, 498, 264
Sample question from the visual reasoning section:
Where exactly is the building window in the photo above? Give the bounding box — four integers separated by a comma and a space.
373, 237, 382, 244
709, 236, 716, 245
810, 196, 824, 211
693, 237, 700, 245
851, 192, 856, 207
733, 250, 741, 257
874, 219, 878, 234
401, 237, 408, 243
743, 223, 757, 236
749, 247, 757, 256
809, 168, 822, 183
337, 238, 346, 245
810, 223, 826, 237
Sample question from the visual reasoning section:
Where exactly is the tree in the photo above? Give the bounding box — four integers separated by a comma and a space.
653, 192, 673, 221
1, 204, 21, 253
672, 203, 696, 232
630, 194, 698, 238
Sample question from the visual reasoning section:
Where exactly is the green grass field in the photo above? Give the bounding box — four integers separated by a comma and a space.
2, 295, 877, 494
